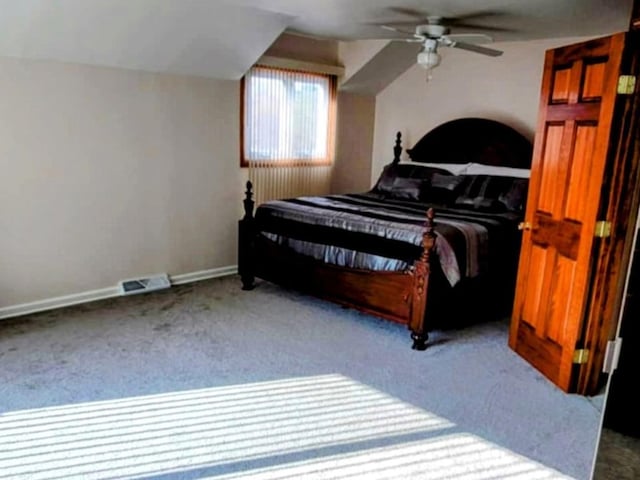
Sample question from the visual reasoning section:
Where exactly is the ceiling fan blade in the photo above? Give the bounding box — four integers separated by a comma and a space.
445, 34, 493, 44
380, 25, 415, 35
447, 21, 518, 33
368, 20, 516, 34
448, 41, 503, 57
366, 19, 424, 27
387, 7, 505, 23
445, 10, 507, 23
379, 25, 424, 42
387, 6, 429, 20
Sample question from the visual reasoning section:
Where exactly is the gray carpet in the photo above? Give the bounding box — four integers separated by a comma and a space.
0, 276, 605, 479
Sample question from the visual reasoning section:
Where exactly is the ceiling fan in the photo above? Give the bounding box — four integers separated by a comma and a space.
373, 10, 508, 80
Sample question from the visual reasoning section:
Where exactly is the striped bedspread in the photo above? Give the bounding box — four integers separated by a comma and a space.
255, 193, 522, 287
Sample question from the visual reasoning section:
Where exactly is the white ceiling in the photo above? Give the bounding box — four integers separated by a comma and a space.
0, 0, 634, 79
236, 0, 634, 42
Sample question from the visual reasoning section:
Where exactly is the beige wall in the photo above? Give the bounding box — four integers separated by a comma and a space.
371, 36, 591, 185
338, 39, 389, 84
0, 31, 374, 310
0, 57, 242, 307
332, 92, 376, 194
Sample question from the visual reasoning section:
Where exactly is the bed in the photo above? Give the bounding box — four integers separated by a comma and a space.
238, 117, 533, 349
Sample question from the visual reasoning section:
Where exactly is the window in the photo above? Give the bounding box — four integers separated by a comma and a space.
241, 66, 337, 167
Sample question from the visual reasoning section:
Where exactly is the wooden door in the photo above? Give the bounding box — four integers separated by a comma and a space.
509, 33, 627, 393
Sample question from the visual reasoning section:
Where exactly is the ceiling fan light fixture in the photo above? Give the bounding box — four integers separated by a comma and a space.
417, 44, 441, 81
417, 49, 441, 69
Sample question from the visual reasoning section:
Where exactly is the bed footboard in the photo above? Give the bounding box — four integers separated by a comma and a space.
238, 181, 256, 291
408, 208, 436, 350
238, 183, 437, 350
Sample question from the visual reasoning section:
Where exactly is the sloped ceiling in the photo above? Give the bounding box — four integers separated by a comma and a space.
0, 0, 634, 80
0, 0, 292, 79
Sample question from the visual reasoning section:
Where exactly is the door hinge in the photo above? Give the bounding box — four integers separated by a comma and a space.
617, 75, 636, 95
573, 349, 590, 364
594, 221, 612, 238
602, 337, 623, 374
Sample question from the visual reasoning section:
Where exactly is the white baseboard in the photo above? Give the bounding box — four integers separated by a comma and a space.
0, 286, 120, 320
0, 265, 238, 320
170, 266, 237, 285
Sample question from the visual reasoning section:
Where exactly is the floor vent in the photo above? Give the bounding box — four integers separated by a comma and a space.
118, 274, 171, 296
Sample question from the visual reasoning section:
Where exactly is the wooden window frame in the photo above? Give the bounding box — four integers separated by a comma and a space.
240, 66, 337, 168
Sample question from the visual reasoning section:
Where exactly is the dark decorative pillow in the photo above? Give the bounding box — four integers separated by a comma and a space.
373, 163, 452, 194
420, 173, 467, 205
395, 163, 452, 180
374, 164, 398, 193
454, 175, 528, 212
499, 178, 529, 212
386, 177, 424, 200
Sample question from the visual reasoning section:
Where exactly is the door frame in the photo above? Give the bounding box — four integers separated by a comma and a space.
578, 25, 640, 394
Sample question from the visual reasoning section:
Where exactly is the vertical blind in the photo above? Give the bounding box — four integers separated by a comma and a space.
242, 66, 337, 205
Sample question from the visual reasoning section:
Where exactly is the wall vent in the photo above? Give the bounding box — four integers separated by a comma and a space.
118, 274, 171, 296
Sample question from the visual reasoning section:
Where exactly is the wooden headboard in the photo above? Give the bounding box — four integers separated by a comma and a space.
403, 118, 533, 169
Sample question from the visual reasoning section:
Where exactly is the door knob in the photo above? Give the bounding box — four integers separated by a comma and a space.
518, 221, 532, 231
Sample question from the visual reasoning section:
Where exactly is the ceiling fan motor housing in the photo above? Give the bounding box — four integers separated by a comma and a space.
415, 24, 448, 38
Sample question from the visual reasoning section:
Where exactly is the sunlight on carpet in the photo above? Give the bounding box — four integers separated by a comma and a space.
0, 374, 572, 479
209, 434, 572, 480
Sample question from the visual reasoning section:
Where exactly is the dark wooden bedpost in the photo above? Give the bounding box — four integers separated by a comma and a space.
409, 208, 436, 350
239, 180, 256, 290
393, 132, 402, 164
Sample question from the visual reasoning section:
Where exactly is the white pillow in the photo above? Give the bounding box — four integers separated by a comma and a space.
398, 161, 470, 176
464, 162, 530, 178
